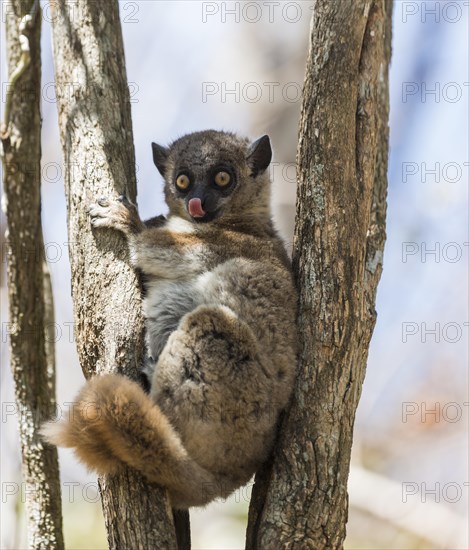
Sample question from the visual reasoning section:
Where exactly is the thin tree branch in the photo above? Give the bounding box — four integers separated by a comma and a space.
1, 1, 64, 547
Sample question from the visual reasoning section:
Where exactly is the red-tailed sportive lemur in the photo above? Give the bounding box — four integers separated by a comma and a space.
42, 130, 299, 509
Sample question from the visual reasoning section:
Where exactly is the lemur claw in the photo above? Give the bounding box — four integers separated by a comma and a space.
97, 197, 110, 207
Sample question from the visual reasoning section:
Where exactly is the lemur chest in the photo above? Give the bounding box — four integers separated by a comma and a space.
142, 274, 210, 361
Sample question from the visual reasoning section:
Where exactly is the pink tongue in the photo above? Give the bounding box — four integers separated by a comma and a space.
188, 198, 206, 218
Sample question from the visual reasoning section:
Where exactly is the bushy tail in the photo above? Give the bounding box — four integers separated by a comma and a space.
41, 374, 231, 508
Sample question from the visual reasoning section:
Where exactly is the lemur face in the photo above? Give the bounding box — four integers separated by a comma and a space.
151, 130, 272, 224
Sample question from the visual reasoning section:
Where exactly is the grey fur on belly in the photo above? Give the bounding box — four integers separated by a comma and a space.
143, 278, 202, 369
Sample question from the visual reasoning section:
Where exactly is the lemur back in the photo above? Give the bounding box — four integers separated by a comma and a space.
42, 130, 298, 509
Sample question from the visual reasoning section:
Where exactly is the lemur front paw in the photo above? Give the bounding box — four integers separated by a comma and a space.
88, 195, 144, 235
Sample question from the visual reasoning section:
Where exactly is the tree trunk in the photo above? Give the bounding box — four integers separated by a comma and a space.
48, 1, 178, 547
246, 1, 392, 548
1, 1, 64, 548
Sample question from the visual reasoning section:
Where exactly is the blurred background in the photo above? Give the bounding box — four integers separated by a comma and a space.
1, 1, 468, 548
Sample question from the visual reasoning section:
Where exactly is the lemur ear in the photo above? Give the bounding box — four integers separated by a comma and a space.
151, 142, 169, 177
247, 135, 272, 177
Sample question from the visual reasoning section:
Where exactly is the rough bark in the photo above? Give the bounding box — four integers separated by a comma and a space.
246, 1, 392, 548
1, 1, 64, 548
48, 1, 178, 547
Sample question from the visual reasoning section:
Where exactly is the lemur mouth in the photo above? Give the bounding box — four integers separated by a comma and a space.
187, 198, 219, 223
188, 198, 205, 218
190, 210, 220, 223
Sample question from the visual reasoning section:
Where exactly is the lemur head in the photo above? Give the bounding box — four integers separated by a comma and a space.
151, 130, 272, 225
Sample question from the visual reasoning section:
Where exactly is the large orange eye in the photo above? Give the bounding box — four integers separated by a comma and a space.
176, 174, 190, 190
214, 171, 231, 187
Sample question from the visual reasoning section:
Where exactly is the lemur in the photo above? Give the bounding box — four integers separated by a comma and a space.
42, 130, 298, 509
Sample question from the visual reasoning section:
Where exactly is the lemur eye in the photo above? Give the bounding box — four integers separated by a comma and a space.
214, 171, 231, 187
176, 174, 191, 191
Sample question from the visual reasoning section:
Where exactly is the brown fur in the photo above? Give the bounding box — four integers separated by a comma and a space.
42, 131, 298, 509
